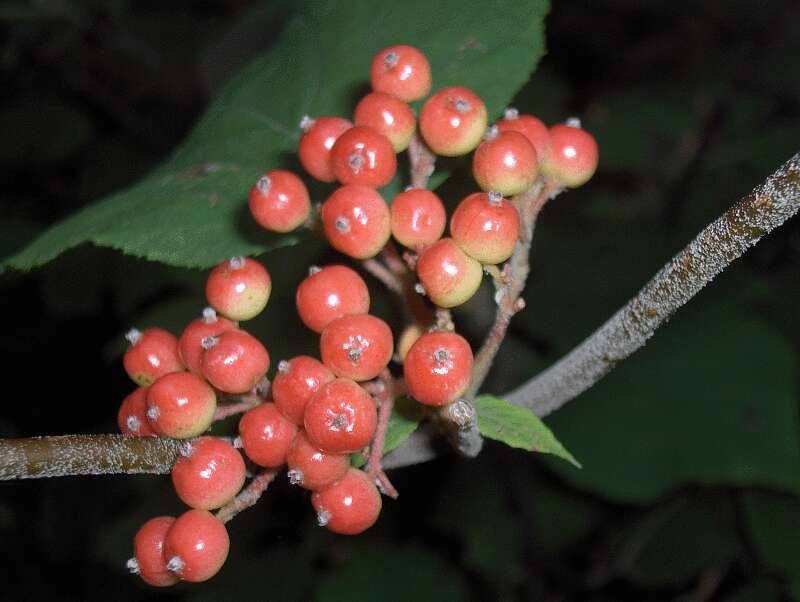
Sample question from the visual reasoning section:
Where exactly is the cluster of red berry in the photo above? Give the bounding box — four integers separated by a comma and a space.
120, 43, 598, 587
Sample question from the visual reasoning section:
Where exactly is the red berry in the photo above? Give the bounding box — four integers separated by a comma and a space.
237, 402, 298, 467
419, 86, 487, 156
416, 238, 483, 308
496, 108, 551, 163
295, 264, 370, 333
171, 436, 245, 510
304, 378, 377, 454
201, 329, 270, 394
320, 185, 391, 259
354, 92, 416, 152
370, 44, 431, 102
298, 116, 353, 182
390, 188, 446, 249
123, 327, 184, 387
129, 516, 179, 587
320, 314, 393, 382
311, 468, 382, 535
472, 127, 538, 196
249, 170, 310, 232
541, 119, 598, 188
206, 256, 271, 321
118, 386, 156, 436
178, 308, 237, 376
404, 332, 473, 406
272, 356, 335, 425
146, 372, 216, 439
330, 126, 397, 188
164, 510, 229, 583
286, 430, 350, 491
450, 191, 520, 265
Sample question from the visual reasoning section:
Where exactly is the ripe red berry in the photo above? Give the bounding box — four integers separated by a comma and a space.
129, 516, 179, 587
404, 331, 473, 406
369, 44, 431, 102
237, 402, 298, 467
320, 185, 391, 259
540, 119, 598, 188
118, 386, 156, 436
248, 169, 310, 232
450, 191, 520, 265
419, 86, 487, 156
495, 108, 551, 163
201, 329, 270, 394
164, 509, 229, 583
286, 430, 350, 491
272, 356, 335, 425
206, 256, 271, 322
390, 188, 446, 249
146, 372, 216, 439
298, 116, 353, 182
472, 127, 538, 196
311, 468, 382, 535
178, 308, 237, 376
320, 314, 393, 382
123, 327, 184, 387
304, 378, 377, 454
416, 237, 483, 308
354, 92, 416, 152
171, 436, 245, 510
295, 264, 371, 333
330, 126, 397, 188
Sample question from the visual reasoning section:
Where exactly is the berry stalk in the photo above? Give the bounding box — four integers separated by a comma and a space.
215, 469, 278, 524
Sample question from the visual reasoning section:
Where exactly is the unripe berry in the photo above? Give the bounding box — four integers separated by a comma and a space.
164, 510, 229, 583
330, 126, 397, 188
396, 323, 424, 362
416, 238, 483, 308
320, 185, 391, 259
287, 430, 350, 491
354, 92, 416, 152
123, 327, 184, 387
320, 314, 394, 382
419, 86, 487, 156
201, 329, 270, 394
496, 108, 551, 163
472, 127, 538, 196
540, 119, 598, 188
272, 356, 335, 425
178, 308, 237, 375
311, 468, 382, 535
237, 402, 298, 467
206, 256, 271, 321
118, 386, 156, 436
450, 191, 520, 265
171, 437, 245, 510
146, 372, 216, 439
248, 170, 310, 232
369, 44, 431, 102
404, 331, 473, 406
390, 188, 446, 249
304, 378, 377, 454
298, 116, 353, 182
296, 264, 371, 333
129, 516, 179, 587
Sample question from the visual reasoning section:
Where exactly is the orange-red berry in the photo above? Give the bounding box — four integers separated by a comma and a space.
177, 308, 237, 376
541, 119, 598, 188
205, 256, 271, 321
304, 378, 377, 454
129, 516, 179, 587
450, 191, 520, 265
248, 170, 310, 232
123, 327, 184, 387
171, 436, 245, 510
118, 386, 156, 436
390, 188, 446, 249
311, 468, 382, 535
330, 126, 397, 188
404, 331, 473, 406
201, 329, 270, 394
298, 116, 353, 182
320, 185, 391, 259
496, 108, 551, 163
369, 44, 431, 102
164, 510, 229, 583
295, 264, 370, 333
419, 86, 487, 156
472, 127, 538, 196
237, 402, 298, 467
272, 356, 335, 425
416, 237, 483, 308
354, 92, 416, 152
146, 372, 216, 439
287, 430, 350, 491
320, 314, 393, 382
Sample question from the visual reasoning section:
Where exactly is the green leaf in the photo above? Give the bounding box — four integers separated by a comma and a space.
4, 0, 548, 271
352, 397, 422, 467
742, 490, 800, 585
473, 394, 581, 468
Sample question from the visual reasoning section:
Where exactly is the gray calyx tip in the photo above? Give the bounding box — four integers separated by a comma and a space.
503, 107, 519, 120
125, 328, 142, 346
256, 175, 271, 194
201, 307, 218, 323
228, 255, 246, 269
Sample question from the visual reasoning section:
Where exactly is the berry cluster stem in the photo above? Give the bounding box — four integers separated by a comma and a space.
213, 393, 264, 421
365, 368, 400, 499
408, 132, 437, 189
215, 469, 278, 524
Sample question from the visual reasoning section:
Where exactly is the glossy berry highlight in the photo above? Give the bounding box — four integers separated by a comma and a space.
304, 378, 377, 454
419, 86, 487, 156
171, 437, 245, 510
369, 44, 431, 102
404, 331, 473, 406
390, 188, 446, 249
320, 185, 391, 259
206, 256, 271, 322
354, 92, 416, 152
311, 468, 382, 535
123, 327, 184, 387
298, 116, 353, 182
201, 329, 270, 394
248, 170, 310, 232
164, 510, 229, 583
272, 356, 335, 425
541, 118, 598, 188
129, 516, 179, 587
472, 127, 538, 196
178, 308, 237, 376
237, 402, 298, 467
295, 264, 370, 333
330, 125, 397, 188
118, 386, 155, 436
146, 372, 216, 439
287, 430, 350, 491
416, 237, 483, 308
320, 313, 394, 382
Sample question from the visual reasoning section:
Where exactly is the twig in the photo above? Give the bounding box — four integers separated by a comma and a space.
362, 257, 404, 295
408, 132, 436, 189
0, 435, 186, 480
215, 469, 278, 524
505, 151, 800, 416
366, 369, 399, 499
213, 394, 263, 421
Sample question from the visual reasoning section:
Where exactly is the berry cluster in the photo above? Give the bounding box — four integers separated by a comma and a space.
119, 42, 597, 587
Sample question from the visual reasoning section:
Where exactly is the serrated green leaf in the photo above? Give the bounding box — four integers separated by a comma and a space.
473, 395, 580, 468
352, 397, 423, 467
4, 0, 548, 272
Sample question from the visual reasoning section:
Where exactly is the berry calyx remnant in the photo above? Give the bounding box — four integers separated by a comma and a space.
248, 169, 311, 233
311, 468, 382, 535
450, 191, 520, 265
419, 86, 487, 156
295, 264, 370, 333
205, 256, 271, 322
369, 44, 431, 102
298, 116, 353, 182
404, 331, 474, 406
123, 327, 184, 387
171, 436, 246, 510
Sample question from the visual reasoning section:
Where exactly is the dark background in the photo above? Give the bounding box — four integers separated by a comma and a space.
2, 1, 800, 600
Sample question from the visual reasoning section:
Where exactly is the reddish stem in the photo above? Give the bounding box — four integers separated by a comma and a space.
365, 368, 399, 499
213, 393, 263, 421
215, 469, 278, 524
